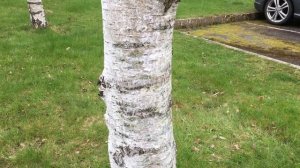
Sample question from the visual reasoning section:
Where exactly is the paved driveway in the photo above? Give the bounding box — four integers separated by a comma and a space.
188, 20, 300, 66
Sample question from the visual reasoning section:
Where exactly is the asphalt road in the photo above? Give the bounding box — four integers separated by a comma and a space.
189, 20, 300, 66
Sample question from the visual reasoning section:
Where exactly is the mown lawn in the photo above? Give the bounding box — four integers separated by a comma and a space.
1, 0, 299, 167
177, 0, 254, 18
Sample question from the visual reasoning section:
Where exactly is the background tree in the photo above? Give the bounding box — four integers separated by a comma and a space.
99, 0, 179, 167
27, 0, 47, 28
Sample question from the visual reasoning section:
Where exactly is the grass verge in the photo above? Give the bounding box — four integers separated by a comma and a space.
0, 0, 299, 167
177, 0, 255, 18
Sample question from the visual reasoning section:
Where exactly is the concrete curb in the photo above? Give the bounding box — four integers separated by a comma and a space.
175, 12, 263, 29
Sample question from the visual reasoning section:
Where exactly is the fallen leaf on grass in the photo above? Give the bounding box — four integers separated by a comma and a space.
211, 153, 222, 161
19, 143, 26, 148
219, 136, 226, 140
232, 144, 240, 150
192, 146, 200, 152
213, 135, 226, 140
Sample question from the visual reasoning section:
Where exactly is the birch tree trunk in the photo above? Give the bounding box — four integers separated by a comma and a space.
27, 0, 47, 28
99, 0, 179, 167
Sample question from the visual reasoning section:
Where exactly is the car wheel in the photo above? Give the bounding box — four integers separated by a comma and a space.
264, 0, 293, 25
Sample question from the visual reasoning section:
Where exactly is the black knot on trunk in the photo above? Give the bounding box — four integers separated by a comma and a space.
98, 75, 110, 98
161, 0, 180, 12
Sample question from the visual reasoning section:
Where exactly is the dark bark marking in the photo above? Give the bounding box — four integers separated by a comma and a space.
114, 129, 130, 139
120, 107, 165, 120
98, 76, 111, 98
32, 18, 44, 28
168, 98, 173, 109
113, 150, 125, 167
116, 83, 155, 93
27, 1, 42, 5
153, 20, 173, 30
113, 146, 161, 167
30, 13, 47, 28
115, 73, 171, 94
116, 100, 172, 120
113, 41, 150, 49
153, 25, 171, 31
160, 0, 180, 12
116, 83, 151, 92
29, 11, 43, 15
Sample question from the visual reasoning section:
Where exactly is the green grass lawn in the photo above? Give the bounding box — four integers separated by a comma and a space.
177, 0, 255, 18
1, 0, 300, 167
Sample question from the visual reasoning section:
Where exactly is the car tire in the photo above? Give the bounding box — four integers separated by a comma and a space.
264, 0, 293, 25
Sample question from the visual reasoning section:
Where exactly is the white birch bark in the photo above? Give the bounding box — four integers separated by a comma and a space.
99, 0, 179, 167
27, 0, 47, 28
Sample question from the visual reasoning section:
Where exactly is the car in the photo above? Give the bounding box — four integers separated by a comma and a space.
255, 0, 300, 25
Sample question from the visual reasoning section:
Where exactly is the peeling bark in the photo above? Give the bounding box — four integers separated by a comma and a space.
27, 0, 47, 28
100, 0, 179, 167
